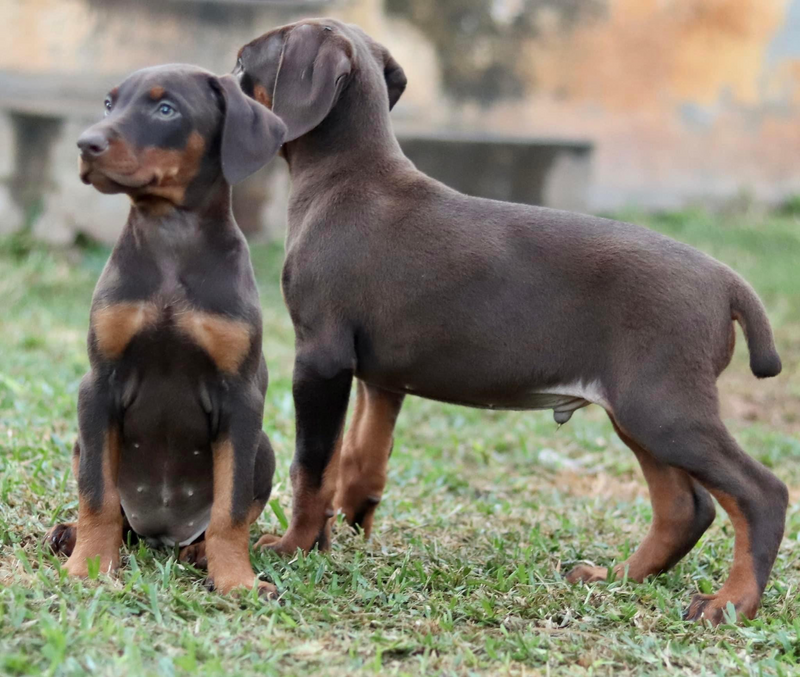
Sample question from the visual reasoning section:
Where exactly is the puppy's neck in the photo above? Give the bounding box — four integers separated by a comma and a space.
283, 75, 405, 177
126, 178, 236, 247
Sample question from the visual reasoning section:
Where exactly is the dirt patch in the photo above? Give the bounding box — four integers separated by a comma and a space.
551, 469, 648, 503
719, 381, 800, 434
553, 467, 800, 507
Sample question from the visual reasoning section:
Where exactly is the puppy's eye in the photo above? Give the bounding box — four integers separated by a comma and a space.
104, 98, 112, 115
157, 103, 176, 117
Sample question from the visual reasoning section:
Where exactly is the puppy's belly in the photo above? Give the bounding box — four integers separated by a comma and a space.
369, 371, 609, 423
524, 380, 609, 421
118, 453, 214, 547
117, 368, 216, 546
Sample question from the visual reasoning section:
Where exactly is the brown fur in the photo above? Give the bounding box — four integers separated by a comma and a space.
44, 449, 84, 555
78, 137, 139, 183
685, 490, 761, 622
139, 131, 206, 205
238, 19, 785, 624
179, 540, 207, 568
44, 521, 78, 556
180, 492, 266, 571
175, 309, 252, 374
65, 430, 123, 577
253, 84, 271, 109
568, 421, 715, 584
333, 381, 403, 537
49, 65, 285, 596
93, 301, 159, 359
79, 131, 205, 209
257, 434, 343, 553
205, 440, 275, 596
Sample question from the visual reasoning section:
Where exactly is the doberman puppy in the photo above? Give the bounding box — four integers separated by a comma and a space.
235, 19, 788, 623
44, 64, 286, 597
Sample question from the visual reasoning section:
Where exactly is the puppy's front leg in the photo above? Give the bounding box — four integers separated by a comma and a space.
205, 385, 276, 597
257, 349, 353, 554
65, 373, 123, 577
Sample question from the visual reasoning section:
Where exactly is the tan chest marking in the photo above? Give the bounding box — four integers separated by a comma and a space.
175, 310, 252, 374
93, 302, 251, 373
93, 301, 159, 359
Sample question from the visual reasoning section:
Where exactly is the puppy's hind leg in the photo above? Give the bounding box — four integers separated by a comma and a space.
46, 515, 137, 558
611, 381, 788, 624
180, 430, 274, 570
46, 440, 136, 558
65, 374, 124, 578
334, 380, 404, 538
566, 420, 716, 584
44, 441, 83, 556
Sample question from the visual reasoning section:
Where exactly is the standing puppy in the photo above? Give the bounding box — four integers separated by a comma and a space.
45, 65, 286, 596
236, 20, 787, 622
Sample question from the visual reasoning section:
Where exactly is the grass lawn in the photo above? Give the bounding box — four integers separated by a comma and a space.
1, 209, 799, 676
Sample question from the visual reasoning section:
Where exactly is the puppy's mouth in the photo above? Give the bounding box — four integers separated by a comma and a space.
79, 156, 159, 192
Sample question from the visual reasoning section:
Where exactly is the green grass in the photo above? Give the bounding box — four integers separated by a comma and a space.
1, 210, 799, 676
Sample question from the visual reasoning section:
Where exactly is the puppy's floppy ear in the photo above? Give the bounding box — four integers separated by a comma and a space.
215, 74, 286, 185
382, 50, 406, 111
272, 24, 352, 142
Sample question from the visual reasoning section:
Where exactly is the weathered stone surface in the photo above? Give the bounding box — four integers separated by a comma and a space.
2, 0, 798, 241
0, 113, 23, 234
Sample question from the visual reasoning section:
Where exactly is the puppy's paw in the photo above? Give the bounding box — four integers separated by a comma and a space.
255, 523, 330, 554
179, 541, 207, 569
44, 522, 77, 557
254, 532, 281, 548
333, 491, 381, 538
206, 572, 278, 599
254, 533, 308, 555
564, 564, 609, 584
64, 551, 119, 578
684, 592, 758, 625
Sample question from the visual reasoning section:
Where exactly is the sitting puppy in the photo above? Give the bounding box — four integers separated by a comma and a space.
236, 19, 787, 622
44, 64, 286, 597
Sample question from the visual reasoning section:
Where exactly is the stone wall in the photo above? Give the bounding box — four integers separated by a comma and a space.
1, 0, 799, 242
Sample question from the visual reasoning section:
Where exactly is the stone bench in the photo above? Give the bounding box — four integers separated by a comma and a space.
399, 130, 592, 213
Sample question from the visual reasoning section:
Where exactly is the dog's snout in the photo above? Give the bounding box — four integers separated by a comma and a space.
77, 130, 109, 158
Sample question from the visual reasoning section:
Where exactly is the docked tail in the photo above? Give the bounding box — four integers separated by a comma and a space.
730, 276, 782, 378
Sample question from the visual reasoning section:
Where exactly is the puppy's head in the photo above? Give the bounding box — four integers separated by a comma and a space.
78, 64, 286, 206
235, 19, 406, 142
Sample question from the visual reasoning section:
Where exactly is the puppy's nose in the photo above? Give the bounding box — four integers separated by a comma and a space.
77, 130, 109, 157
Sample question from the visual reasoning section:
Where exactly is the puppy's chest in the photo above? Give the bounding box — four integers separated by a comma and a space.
91, 278, 253, 375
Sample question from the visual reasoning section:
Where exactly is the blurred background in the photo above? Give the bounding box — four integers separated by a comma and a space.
1, 0, 799, 243
4, 4, 800, 671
